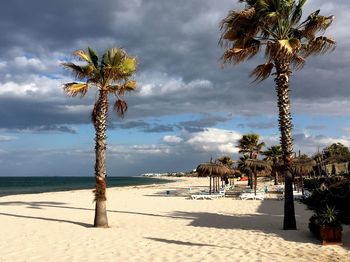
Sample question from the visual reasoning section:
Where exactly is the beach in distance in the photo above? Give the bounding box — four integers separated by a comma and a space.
0, 177, 349, 262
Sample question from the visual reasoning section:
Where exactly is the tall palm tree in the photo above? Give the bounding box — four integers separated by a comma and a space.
237, 133, 265, 188
263, 145, 283, 185
219, 0, 335, 229
62, 47, 137, 227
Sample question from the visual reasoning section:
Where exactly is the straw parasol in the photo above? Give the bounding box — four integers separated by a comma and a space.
291, 156, 316, 192
196, 163, 233, 193
292, 156, 316, 175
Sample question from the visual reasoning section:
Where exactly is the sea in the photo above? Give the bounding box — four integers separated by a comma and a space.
0, 176, 170, 197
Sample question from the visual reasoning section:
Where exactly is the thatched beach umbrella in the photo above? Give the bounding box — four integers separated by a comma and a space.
196, 163, 233, 193
291, 156, 316, 192
245, 159, 272, 195
292, 157, 316, 175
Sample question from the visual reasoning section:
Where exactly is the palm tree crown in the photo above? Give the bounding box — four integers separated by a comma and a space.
216, 155, 235, 168
263, 145, 283, 184
263, 145, 283, 162
219, 0, 335, 82
237, 133, 265, 159
62, 47, 137, 117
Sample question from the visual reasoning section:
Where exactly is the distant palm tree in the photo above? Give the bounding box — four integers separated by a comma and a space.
237, 154, 251, 176
62, 47, 137, 227
216, 155, 235, 168
220, 0, 335, 229
237, 133, 265, 188
216, 155, 235, 185
263, 145, 283, 185
237, 133, 265, 159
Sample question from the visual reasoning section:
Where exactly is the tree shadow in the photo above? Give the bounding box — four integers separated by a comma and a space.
0, 201, 93, 227
145, 237, 220, 247
163, 200, 349, 249
0, 212, 92, 227
145, 236, 291, 257
1, 200, 348, 249
0, 201, 68, 209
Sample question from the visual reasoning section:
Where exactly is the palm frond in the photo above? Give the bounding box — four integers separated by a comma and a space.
119, 57, 137, 76
62, 62, 95, 80
291, 54, 305, 70
63, 82, 89, 97
250, 62, 274, 82
87, 47, 99, 68
73, 49, 95, 65
302, 14, 334, 39
222, 39, 260, 64
290, 0, 307, 25
102, 48, 125, 68
108, 80, 136, 96
113, 99, 128, 118
219, 7, 258, 47
302, 36, 336, 57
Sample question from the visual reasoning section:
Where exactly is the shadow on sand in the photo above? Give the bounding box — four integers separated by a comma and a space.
0, 212, 92, 227
0, 201, 92, 227
0, 200, 349, 250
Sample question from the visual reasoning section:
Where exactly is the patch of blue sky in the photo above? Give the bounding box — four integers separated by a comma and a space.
292, 115, 347, 137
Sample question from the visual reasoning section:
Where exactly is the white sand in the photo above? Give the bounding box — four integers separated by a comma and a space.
0, 177, 349, 262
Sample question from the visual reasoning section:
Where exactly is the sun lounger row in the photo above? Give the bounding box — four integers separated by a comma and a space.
278, 190, 312, 200
190, 189, 226, 200
240, 192, 265, 200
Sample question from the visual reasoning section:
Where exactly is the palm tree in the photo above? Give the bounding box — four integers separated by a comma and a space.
237, 133, 265, 159
263, 145, 283, 185
62, 47, 137, 227
237, 133, 265, 188
237, 154, 251, 175
216, 155, 235, 185
220, 0, 335, 230
216, 155, 235, 168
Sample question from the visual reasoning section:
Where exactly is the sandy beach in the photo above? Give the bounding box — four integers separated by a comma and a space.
0, 177, 349, 262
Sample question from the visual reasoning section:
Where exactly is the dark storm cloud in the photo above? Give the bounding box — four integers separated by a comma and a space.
0, 0, 349, 132
177, 115, 231, 132
0, 96, 89, 131
110, 114, 231, 133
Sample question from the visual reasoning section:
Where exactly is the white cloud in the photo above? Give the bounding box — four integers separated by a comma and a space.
0, 135, 16, 142
163, 135, 183, 143
0, 75, 63, 97
109, 144, 170, 155
138, 73, 212, 97
186, 128, 241, 154
13, 56, 46, 71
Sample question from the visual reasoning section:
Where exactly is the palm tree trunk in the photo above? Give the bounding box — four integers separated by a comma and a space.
93, 90, 109, 228
274, 59, 296, 230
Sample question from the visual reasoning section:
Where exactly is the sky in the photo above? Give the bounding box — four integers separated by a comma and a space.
1, 0, 350, 176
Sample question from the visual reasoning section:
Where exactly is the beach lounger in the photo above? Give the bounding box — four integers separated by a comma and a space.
278, 190, 310, 201
190, 193, 221, 200
240, 192, 265, 200
218, 189, 226, 198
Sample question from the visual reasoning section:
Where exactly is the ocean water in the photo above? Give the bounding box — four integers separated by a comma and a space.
0, 176, 170, 197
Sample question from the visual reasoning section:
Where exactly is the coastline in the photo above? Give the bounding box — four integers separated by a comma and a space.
0, 177, 349, 261
0, 176, 172, 197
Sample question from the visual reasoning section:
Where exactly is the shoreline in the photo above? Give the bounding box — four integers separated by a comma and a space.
0, 177, 349, 261
0, 176, 173, 197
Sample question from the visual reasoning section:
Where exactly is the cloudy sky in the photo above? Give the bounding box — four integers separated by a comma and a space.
1, 0, 349, 176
